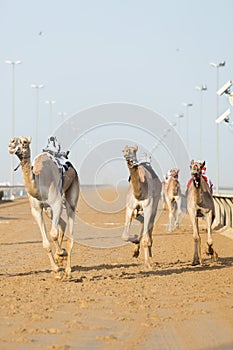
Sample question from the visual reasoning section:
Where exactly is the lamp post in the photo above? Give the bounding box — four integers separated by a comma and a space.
45, 100, 56, 134
182, 102, 193, 153
31, 84, 44, 155
210, 61, 226, 193
58, 112, 68, 122
175, 114, 184, 134
5, 59, 22, 194
195, 84, 207, 160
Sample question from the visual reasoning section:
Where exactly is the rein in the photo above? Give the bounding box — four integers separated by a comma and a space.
14, 156, 31, 171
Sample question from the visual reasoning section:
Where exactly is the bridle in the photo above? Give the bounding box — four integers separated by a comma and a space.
191, 163, 202, 188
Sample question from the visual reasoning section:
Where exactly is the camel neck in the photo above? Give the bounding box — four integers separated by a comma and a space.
192, 179, 205, 205
128, 165, 143, 200
21, 158, 41, 200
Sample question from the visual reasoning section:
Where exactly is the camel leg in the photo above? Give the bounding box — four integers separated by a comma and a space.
64, 206, 75, 278
122, 207, 134, 241
29, 197, 59, 273
141, 207, 155, 269
54, 217, 67, 267
167, 201, 173, 233
63, 179, 79, 279
175, 197, 182, 228
191, 215, 202, 266
133, 220, 144, 258
58, 217, 66, 247
206, 212, 218, 262
49, 199, 64, 258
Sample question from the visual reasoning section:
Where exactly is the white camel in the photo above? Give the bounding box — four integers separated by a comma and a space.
164, 168, 182, 232
122, 145, 162, 268
8, 136, 80, 279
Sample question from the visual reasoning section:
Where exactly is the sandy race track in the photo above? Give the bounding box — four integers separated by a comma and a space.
0, 187, 233, 350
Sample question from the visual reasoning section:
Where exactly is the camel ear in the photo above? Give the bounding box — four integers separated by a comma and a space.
177, 169, 180, 173
201, 161, 205, 168
123, 145, 128, 152
134, 145, 138, 152
28, 136, 32, 143
190, 160, 194, 169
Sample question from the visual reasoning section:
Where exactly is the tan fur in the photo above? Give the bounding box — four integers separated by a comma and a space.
187, 160, 218, 266
164, 168, 182, 232
122, 145, 162, 268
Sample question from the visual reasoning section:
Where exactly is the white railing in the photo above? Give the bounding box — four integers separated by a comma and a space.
213, 194, 233, 230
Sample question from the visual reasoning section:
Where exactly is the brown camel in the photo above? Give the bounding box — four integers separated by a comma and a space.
164, 168, 182, 232
122, 145, 162, 268
187, 160, 218, 265
8, 136, 80, 279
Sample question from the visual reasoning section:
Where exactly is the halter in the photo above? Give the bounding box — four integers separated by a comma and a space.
191, 163, 202, 188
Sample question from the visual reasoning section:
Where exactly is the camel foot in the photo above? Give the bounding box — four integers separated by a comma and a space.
192, 259, 200, 266
212, 251, 218, 262
145, 262, 152, 270
64, 270, 72, 280
52, 270, 64, 280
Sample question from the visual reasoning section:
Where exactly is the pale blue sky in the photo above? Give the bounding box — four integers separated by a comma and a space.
0, 0, 233, 187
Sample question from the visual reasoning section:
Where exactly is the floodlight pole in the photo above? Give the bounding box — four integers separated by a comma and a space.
31, 84, 44, 155
175, 114, 184, 134
195, 84, 207, 160
45, 100, 56, 134
5, 60, 21, 195
210, 61, 226, 193
182, 102, 193, 154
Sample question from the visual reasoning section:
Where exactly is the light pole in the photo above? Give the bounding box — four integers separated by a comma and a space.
182, 102, 193, 153
5, 59, 22, 194
45, 100, 56, 134
195, 84, 207, 160
58, 112, 68, 122
175, 114, 184, 134
31, 84, 44, 155
210, 61, 226, 193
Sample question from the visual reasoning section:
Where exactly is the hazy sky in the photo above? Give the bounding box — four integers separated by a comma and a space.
1, 0, 233, 188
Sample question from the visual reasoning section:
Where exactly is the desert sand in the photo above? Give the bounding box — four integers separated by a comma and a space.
0, 187, 233, 350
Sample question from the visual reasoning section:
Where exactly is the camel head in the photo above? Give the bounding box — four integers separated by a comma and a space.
190, 160, 205, 188
123, 145, 138, 168
169, 168, 179, 179
8, 136, 32, 161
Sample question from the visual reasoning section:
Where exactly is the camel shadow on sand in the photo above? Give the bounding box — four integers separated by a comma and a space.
2, 257, 233, 281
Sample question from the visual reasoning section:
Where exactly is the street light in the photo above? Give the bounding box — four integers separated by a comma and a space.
182, 102, 193, 153
45, 100, 56, 134
58, 112, 68, 122
31, 84, 44, 155
175, 113, 184, 134
210, 60, 226, 193
195, 84, 207, 160
5, 59, 22, 194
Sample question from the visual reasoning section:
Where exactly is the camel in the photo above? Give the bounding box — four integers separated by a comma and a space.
186, 160, 218, 266
122, 145, 162, 268
8, 136, 80, 279
164, 168, 182, 232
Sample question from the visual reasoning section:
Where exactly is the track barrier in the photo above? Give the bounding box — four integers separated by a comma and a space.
213, 194, 233, 238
